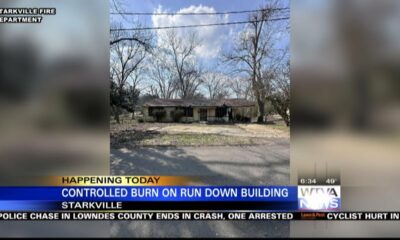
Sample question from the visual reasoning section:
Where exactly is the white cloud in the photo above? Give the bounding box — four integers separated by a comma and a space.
152, 5, 230, 58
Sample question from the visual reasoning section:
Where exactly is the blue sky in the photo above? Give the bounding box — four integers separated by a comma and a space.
111, 0, 289, 73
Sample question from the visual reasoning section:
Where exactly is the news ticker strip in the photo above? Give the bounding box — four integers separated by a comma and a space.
0, 212, 398, 221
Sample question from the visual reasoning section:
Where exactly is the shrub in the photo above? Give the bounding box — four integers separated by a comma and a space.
234, 114, 242, 122
234, 114, 250, 123
242, 116, 250, 123
138, 117, 144, 123
153, 109, 166, 122
171, 109, 185, 122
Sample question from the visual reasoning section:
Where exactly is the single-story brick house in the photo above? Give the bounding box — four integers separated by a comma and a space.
142, 98, 257, 123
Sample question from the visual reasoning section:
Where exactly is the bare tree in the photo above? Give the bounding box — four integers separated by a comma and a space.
127, 65, 146, 119
148, 49, 176, 99
109, 0, 152, 49
202, 72, 230, 99
224, 1, 287, 122
148, 85, 160, 98
268, 59, 290, 126
110, 22, 150, 123
163, 30, 203, 99
229, 76, 252, 100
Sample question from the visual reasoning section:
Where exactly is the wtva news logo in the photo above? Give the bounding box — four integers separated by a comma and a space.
298, 185, 341, 211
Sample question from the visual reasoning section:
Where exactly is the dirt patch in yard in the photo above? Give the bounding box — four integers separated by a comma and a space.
111, 130, 277, 148
140, 134, 278, 146
236, 123, 289, 138
110, 121, 289, 148
158, 122, 288, 138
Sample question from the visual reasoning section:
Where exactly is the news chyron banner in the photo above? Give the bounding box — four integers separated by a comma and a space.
0, 175, 396, 221
0, 176, 297, 213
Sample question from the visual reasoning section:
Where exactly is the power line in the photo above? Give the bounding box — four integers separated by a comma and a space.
110, 17, 289, 31
110, 7, 289, 16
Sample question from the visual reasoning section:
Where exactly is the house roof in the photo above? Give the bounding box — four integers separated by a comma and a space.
143, 98, 255, 108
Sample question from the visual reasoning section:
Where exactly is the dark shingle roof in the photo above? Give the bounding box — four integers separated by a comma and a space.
143, 98, 255, 107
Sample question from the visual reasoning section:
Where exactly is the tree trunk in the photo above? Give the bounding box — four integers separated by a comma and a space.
281, 112, 290, 127
257, 99, 265, 123
131, 109, 135, 119
114, 107, 120, 124
114, 89, 123, 124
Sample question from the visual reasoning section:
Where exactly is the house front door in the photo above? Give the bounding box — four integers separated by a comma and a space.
199, 109, 207, 121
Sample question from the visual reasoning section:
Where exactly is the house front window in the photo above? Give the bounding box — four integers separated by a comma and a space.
185, 107, 193, 117
215, 106, 227, 118
176, 107, 193, 117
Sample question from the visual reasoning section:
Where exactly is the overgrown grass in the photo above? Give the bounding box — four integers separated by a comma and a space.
268, 120, 289, 132
141, 133, 266, 146
111, 131, 271, 148
110, 117, 288, 148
